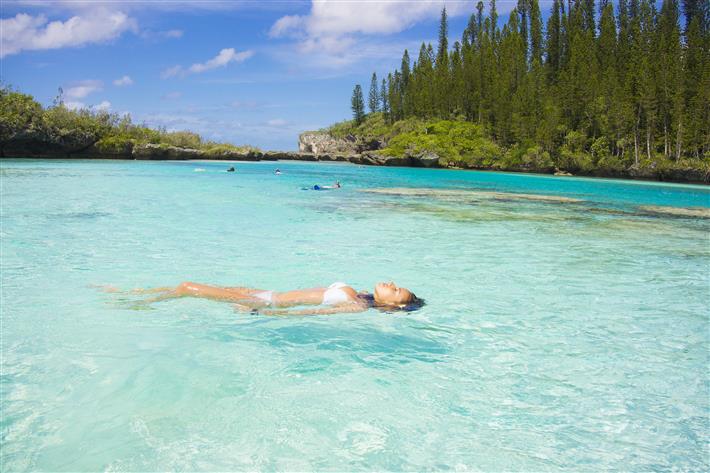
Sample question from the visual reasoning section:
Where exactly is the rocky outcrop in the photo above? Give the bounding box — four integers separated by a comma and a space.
2, 137, 68, 158
407, 151, 441, 167
298, 132, 359, 154
201, 148, 263, 161
298, 131, 384, 155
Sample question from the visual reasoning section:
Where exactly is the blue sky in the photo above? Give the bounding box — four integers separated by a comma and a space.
2, 1, 533, 150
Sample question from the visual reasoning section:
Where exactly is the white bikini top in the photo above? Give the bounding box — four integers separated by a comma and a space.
321, 282, 353, 306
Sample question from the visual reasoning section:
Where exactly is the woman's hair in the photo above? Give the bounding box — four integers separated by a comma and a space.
399, 294, 426, 312
358, 293, 426, 313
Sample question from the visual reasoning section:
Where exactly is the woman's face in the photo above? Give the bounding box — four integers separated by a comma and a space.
374, 281, 414, 306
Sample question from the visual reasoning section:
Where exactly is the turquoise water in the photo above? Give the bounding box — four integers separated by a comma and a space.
1, 159, 708, 471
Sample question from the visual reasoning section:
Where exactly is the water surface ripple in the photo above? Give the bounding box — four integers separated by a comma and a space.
1, 160, 708, 471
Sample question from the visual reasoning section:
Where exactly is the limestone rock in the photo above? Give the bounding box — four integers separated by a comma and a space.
202, 149, 263, 161
554, 170, 574, 176
409, 151, 441, 167
298, 132, 359, 155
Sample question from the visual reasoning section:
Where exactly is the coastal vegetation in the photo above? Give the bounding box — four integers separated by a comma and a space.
344, 0, 710, 175
0, 86, 257, 158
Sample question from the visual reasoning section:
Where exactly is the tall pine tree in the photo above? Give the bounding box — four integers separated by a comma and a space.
351, 84, 365, 125
368, 72, 379, 113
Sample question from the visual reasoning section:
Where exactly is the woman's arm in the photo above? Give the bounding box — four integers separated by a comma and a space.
258, 304, 366, 316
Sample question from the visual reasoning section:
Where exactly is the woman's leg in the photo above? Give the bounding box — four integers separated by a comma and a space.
92, 284, 174, 295
130, 287, 175, 294
102, 282, 270, 306
224, 286, 265, 294
160, 282, 264, 302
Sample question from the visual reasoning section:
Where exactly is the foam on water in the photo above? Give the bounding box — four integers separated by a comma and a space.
1, 159, 708, 471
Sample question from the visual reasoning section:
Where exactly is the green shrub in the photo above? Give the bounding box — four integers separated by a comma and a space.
160, 130, 202, 149
42, 105, 118, 151
564, 130, 587, 153
556, 148, 594, 172
501, 144, 554, 170
202, 143, 260, 155
0, 87, 43, 143
381, 119, 500, 166
324, 112, 393, 142
94, 136, 133, 154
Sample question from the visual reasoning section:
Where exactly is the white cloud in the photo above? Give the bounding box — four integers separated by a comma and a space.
161, 48, 253, 78
0, 9, 137, 57
94, 100, 111, 111
161, 65, 183, 79
270, 0, 473, 59
64, 80, 103, 99
270, 15, 305, 38
113, 75, 133, 86
189, 48, 254, 73
266, 118, 288, 127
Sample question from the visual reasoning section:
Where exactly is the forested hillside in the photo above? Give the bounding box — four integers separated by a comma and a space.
344, 0, 709, 175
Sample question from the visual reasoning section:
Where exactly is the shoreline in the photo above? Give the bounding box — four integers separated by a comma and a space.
2, 151, 708, 185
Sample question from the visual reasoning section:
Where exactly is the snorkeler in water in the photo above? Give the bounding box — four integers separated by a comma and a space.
306, 181, 341, 191
106, 281, 422, 316
274, 169, 281, 175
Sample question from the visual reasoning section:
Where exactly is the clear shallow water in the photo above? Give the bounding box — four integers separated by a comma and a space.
1, 159, 708, 471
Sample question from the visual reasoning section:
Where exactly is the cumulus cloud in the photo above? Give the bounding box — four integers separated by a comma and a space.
189, 48, 254, 73
270, 0, 473, 58
161, 48, 253, 78
0, 9, 137, 58
64, 80, 103, 99
113, 75, 133, 86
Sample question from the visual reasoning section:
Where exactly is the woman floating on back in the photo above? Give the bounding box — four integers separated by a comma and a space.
106, 281, 423, 316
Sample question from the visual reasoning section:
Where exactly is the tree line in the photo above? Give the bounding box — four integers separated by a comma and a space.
351, 0, 709, 165
0, 86, 256, 156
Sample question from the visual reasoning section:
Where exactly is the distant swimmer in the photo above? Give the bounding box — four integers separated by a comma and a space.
304, 181, 341, 191
104, 281, 423, 316
274, 169, 281, 175
227, 166, 235, 172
